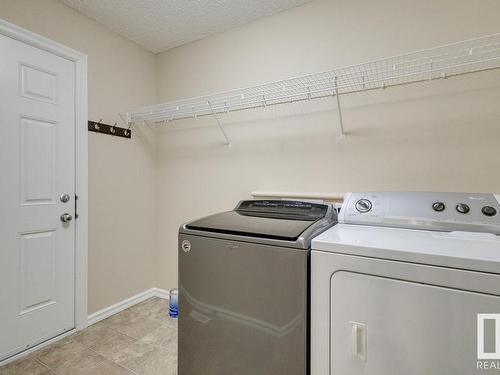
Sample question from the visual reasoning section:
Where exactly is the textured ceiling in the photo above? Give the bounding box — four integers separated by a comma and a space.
59, 0, 312, 53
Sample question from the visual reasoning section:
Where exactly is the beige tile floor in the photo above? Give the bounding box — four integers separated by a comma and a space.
0, 297, 178, 375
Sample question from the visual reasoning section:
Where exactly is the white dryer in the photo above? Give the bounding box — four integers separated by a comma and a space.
311, 192, 500, 375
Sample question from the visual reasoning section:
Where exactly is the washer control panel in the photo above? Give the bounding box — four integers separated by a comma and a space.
340, 192, 500, 234
355, 198, 373, 213
455, 203, 470, 214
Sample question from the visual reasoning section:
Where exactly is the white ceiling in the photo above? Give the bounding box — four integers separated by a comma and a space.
59, 0, 312, 53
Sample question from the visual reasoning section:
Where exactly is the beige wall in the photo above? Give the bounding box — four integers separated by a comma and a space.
2, 0, 500, 309
156, 0, 500, 289
0, 0, 158, 314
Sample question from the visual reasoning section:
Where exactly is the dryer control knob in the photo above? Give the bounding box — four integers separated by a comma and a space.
482, 206, 497, 217
432, 202, 446, 212
355, 199, 372, 213
456, 203, 470, 214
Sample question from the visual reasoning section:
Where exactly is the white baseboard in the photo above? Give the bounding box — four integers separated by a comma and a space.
151, 287, 170, 300
87, 287, 170, 326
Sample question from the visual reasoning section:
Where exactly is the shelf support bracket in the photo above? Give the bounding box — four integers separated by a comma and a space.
334, 76, 346, 137
208, 101, 231, 146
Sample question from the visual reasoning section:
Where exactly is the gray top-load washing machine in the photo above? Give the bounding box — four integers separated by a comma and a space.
178, 200, 337, 375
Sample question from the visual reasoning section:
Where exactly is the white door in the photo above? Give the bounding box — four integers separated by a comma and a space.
0, 33, 75, 360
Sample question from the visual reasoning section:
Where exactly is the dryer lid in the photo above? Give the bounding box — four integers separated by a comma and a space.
312, 223, 500, 274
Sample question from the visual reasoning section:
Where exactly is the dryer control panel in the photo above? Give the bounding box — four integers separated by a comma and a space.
339, 192, 500, 234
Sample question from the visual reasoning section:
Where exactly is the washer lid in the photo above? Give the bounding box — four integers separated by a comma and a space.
185, 210, 318, 241
312, 224, 500, 274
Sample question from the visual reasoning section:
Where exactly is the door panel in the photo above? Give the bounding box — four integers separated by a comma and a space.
20, 63, 58, 104
20, 116, 57, 204
20, 230, 57, 315
0, 34, 75, 360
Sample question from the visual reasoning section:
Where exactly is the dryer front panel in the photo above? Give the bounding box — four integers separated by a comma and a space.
331, 271, 500, 375
310, 251, 500, 375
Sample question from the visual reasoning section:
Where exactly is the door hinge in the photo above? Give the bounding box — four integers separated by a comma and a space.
75, 194, 79, 219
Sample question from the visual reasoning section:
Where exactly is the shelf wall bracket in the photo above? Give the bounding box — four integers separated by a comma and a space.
333, 76, 346, 137
208, 101, 231, 146
118, 112, 131, 128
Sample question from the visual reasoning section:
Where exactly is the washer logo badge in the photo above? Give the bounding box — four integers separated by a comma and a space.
181, 240, 192, 252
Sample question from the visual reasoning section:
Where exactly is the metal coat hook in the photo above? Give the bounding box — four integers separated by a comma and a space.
124, 119, 134, 137
88, 119, 131, 139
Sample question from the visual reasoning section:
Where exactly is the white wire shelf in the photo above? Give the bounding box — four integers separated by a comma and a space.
123, 33, 500, 143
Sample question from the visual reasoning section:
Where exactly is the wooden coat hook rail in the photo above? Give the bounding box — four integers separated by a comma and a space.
88, 120, 131, 139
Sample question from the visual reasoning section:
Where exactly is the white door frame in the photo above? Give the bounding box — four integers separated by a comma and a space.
0, 19, 88, 331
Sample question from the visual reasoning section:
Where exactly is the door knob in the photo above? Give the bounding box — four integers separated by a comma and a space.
60, 213, 73, 223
